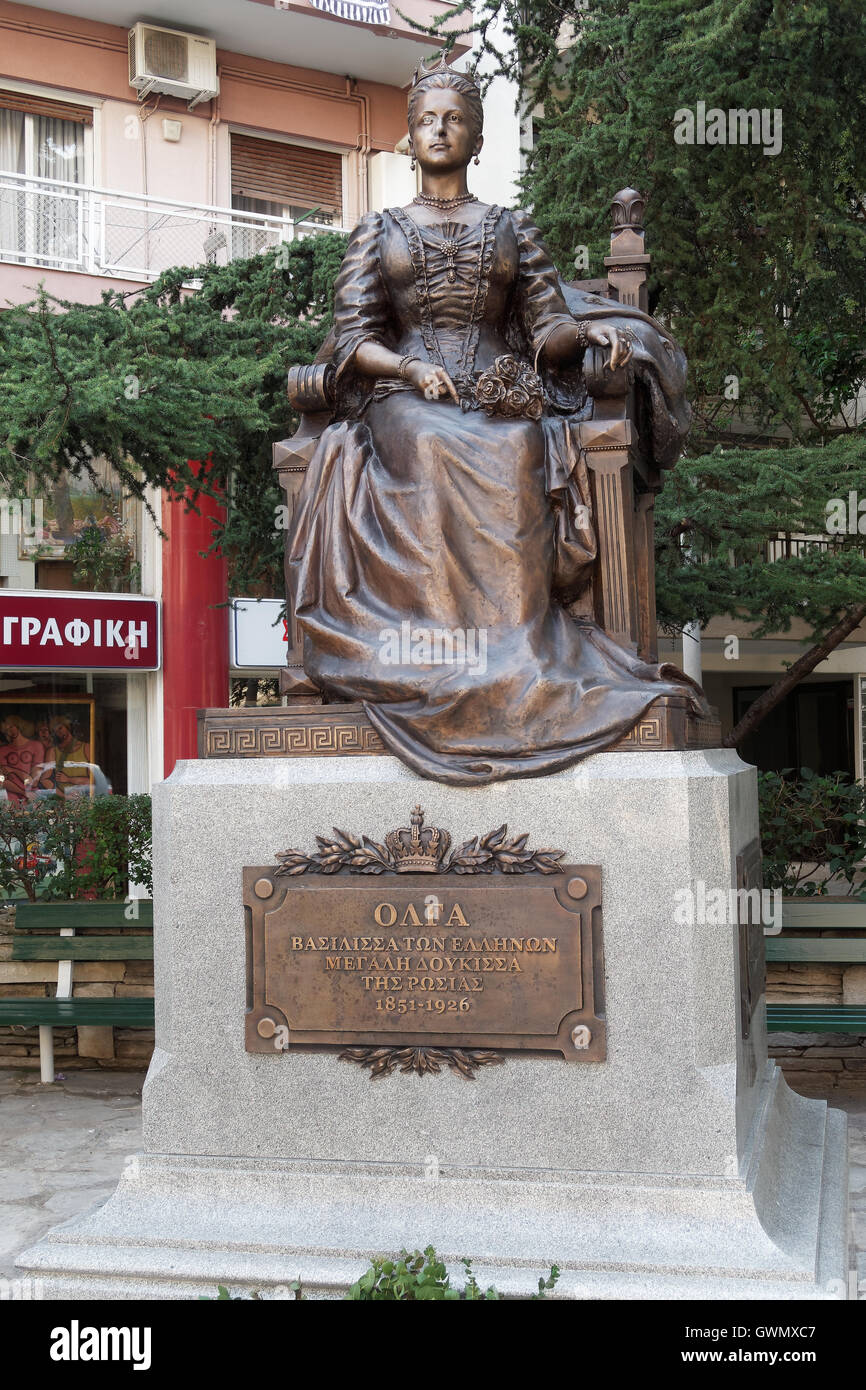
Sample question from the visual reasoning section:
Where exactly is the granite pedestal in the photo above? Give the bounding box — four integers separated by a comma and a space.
18, 750, 849, 1298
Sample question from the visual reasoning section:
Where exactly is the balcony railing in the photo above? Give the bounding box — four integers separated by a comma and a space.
0, 171, 348, 281
764, 533, 848, 562
709, 534, 865, 567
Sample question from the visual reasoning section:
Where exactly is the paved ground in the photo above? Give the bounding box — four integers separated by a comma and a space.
0, 1068, 864, 1294
0, 1069, 143, 1281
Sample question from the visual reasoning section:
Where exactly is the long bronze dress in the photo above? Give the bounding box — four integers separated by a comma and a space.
288, 204, 707, 785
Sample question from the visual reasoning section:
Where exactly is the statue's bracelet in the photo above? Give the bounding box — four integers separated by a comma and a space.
575, 320, 591, 350
398, 354, 422, 381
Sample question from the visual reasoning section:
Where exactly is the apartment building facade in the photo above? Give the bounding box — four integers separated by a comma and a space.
0, 0, 524, 798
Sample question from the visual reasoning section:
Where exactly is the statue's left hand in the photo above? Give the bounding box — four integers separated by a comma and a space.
585, 323, 633, 370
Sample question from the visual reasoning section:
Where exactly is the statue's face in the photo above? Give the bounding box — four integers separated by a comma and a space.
409, 88, 482, 174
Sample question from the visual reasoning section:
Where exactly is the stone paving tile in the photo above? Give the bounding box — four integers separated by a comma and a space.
0, 1068, 864, 1292
0, 1070, 143, 1280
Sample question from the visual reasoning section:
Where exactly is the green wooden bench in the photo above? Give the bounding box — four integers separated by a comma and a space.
0, 998, 155, 1026
766, 898, 866, 1034
9, 900, 153, 930
11, 936, 153, 960
0, 898, 154, 1081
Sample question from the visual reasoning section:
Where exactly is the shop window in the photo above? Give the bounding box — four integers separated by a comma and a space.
0, 675, 128, 803
17, 463, 140, 594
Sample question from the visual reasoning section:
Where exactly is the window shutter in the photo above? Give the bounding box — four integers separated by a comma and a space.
0, 91, 93, 125
230, 135, 342, 218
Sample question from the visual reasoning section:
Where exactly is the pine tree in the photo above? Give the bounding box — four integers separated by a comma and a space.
0, 233, 348, 595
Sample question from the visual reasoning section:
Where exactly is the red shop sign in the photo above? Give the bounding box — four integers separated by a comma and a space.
0, 592, 161, 671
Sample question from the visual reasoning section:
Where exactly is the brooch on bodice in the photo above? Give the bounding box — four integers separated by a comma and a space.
429, 221, 471, 285
441, 239, 459, 283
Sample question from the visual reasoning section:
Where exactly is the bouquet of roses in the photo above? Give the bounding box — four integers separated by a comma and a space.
471, 355, 545, 421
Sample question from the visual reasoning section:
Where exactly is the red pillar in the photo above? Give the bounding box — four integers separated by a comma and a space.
161, 472, 229, 777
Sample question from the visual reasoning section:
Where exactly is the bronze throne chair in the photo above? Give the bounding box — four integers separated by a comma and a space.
272, 188, 719, 753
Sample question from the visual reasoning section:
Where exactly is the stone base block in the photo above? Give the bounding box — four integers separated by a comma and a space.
17, 1067, 847, 1300
16, 751, 850, 1299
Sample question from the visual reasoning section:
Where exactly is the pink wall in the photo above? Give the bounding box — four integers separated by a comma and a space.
0, 266, 147, 305
98, 99, 213, 204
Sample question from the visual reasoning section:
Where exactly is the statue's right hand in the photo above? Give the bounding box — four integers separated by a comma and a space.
405, 359, 460, 406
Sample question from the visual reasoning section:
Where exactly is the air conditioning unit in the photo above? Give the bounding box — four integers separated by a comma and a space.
128, 22, 218, 109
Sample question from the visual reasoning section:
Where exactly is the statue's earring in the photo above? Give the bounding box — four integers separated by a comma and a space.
410, 150, 416, 171
474, 153, 480, 165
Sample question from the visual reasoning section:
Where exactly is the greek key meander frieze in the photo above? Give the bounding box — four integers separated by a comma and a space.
200, 700, 719, 760
205, 723, 386, 757
618, 716, 663, 748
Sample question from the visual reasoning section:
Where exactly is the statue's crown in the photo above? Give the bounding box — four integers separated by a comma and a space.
410, 52, 480, 94
385, 805, 451, 873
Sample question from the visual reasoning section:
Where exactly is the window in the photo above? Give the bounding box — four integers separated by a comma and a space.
230, 133, 342, 257
733, 681, 855, 776
0, 91, 91, 267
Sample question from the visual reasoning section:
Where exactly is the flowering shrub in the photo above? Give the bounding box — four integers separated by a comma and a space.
0, 794, 151, 900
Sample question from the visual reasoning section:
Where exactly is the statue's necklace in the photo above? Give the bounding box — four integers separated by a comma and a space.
413, 192, 478, 210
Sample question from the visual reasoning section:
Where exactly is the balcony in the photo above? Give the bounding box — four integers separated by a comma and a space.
0, 172, 347, 284
28, 0, 471, 88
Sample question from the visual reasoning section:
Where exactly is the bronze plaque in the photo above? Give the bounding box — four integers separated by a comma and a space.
737, 839, 766, 1039
244, 867, 605, 1063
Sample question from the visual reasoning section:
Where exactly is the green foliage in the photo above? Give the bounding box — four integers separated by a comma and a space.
758, 768, 866, 896
654, 434, 866, 637
198, 1282, 301, 1300
348, 1247, 461, 1300
0, 234, 347, 595
531, 1264, 562, 1298
346, 1245, 560, 1300
0, 794, 152, 901
199, 1251, 560, 1301
0, 799, 68, 901
72, 793, 153, 900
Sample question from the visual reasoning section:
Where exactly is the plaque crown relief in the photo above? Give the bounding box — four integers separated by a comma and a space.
385, 805, 451, 872
273, 806, 565, 877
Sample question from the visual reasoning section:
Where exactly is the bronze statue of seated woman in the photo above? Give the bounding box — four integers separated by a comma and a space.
285, 54, 711, 785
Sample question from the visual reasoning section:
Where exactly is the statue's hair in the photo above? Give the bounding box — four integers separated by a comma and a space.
407, 71, 484, 144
